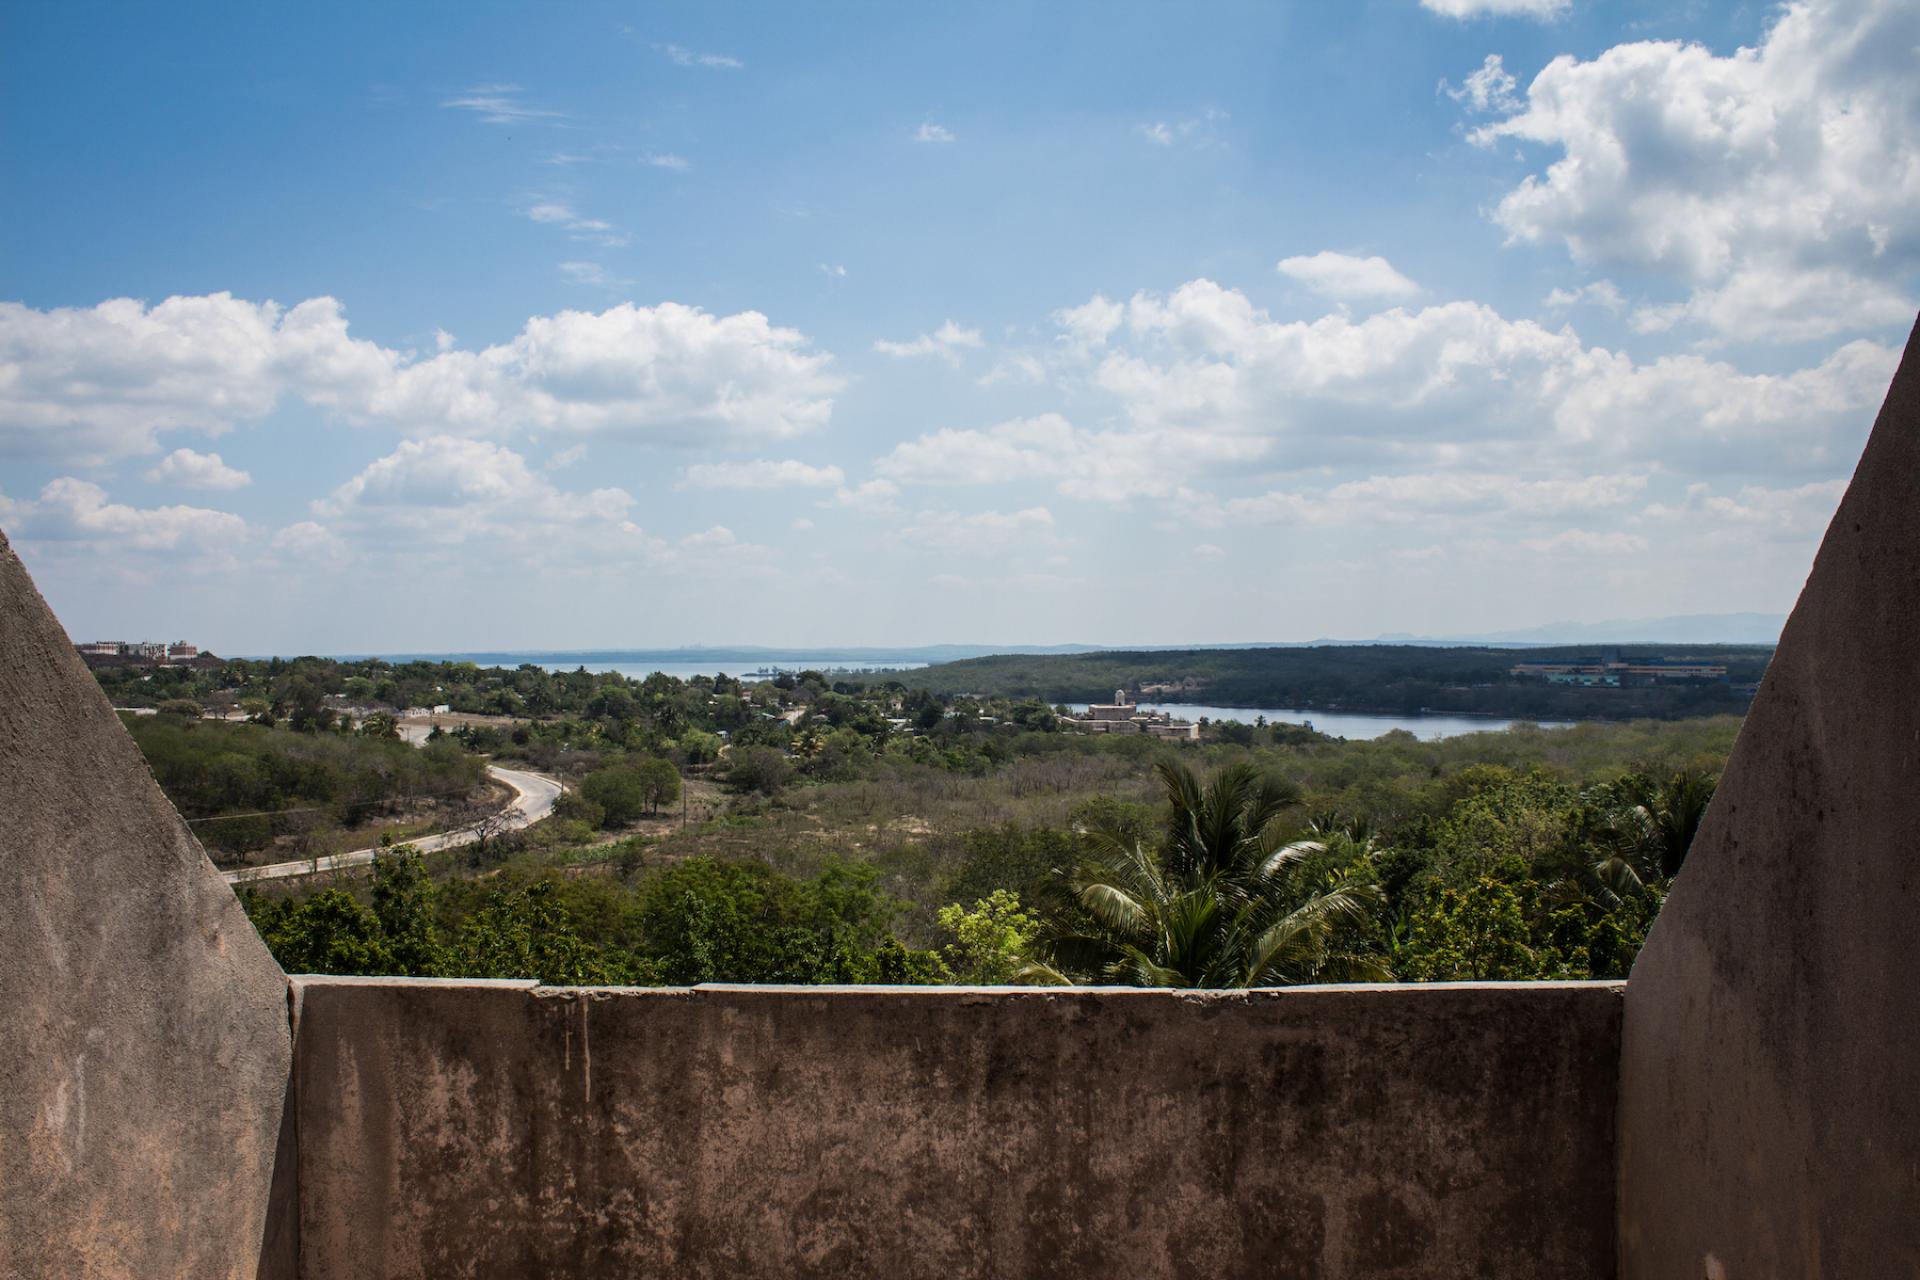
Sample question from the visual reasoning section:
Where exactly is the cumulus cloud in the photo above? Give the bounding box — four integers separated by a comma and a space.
872, 277, 1895, 531
1053, 295, 1125, 352
0, 293, 842, 464
143, 447, 251, 490
1276, 251, 1421, 302
873, 320, 984, 364
678, 459, 845, 490
1069, 279, 1896, 477
1421, 0, 1569, 18
1469, 0, 1920, 340
1, 477, 247, 556
270, 520, 348, 563
310, 435, 764, 571
915, 122, 955, 144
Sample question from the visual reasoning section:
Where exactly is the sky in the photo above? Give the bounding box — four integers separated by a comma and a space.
2, 0, 1915, 654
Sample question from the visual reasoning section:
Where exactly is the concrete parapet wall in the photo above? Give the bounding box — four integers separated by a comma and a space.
0, 532, 293, 1280
1617, 317, 1920, 1275
290, 977, 1622, 1279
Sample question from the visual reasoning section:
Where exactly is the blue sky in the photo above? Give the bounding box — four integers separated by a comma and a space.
2, 0, 1915, 653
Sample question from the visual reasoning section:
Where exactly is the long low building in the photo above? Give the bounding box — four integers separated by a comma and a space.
1059, 690, 1200, 740
1510, 656, 1728, 685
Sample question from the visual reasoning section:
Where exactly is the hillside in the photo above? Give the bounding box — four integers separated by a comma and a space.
883, 644, 1772, 721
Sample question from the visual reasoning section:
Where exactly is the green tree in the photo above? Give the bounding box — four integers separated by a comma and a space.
724, 746, 791, 796
937, 890, 1038, 984
635, 757, 681, 815
251, 889, 389, 975
357, 711, 400, 740
581, 762, 649, 827
451, 881, 619, 985
370, 844, 441, 976
1400, 876, 1565, 981
1032, 762, 1386, 987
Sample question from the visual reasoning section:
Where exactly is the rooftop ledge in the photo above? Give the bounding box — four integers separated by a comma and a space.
290, 974, 1628, 996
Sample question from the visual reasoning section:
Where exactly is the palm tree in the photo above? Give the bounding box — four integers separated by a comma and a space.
1586, 767, 1718, 903
1027, 761, 1388, 987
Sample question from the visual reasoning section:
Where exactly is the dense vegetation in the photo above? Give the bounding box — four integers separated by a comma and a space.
106, 651, 1736, 986
884, 643, 1771, 720
90, 643, 1771, 726
124, 711, 487, 859
236, 714, 1736, 988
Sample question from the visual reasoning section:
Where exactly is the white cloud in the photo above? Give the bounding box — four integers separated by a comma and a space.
641, 152, 690, 171
1544, 279, 1625, 312
790, 517, 815, 531
872, 279, 1896, 527
877, 413, 1265, 504
1214, 471, 1647, 527
1643, 478, 1848, 534
679, 459, 845, 490
522, 200, 627, 248
441, 85, 566, 125
269, 520, 350, 568
1192, 543, 1226, 559
558, 261, 620, 287
1441, 54, 1521, 113
818, 263, 847, 279
1135, 109, 1228, 148
143, 447, 251, 490
1070, 279, 1897, 477
1276, 251, 1421, 302
1053, 295, 1125, 352
1631, 266, 1915, 344
1523, 529, 1650, 555
310, 435, 764, 571
659, 44, 743, 70
309, 438, 775, 576
1470, 0, 1920, 340
829, 478, 903, 516
1421, 0, 1569, 19
2, 477, 247, 556
873, 320, 984, 364
0, 293, 843, 463
899, 506, 1058, 555
915, 122, 956, 144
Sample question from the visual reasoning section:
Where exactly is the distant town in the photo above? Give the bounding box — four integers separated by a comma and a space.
75, 639, 220, 668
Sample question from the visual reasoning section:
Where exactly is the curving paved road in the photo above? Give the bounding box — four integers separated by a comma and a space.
219, 764, 561, 886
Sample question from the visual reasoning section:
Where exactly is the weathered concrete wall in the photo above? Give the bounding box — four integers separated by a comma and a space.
0, 531, 293, 1280
292, 977, 1622, 1279
1618, 315, 1920, 1277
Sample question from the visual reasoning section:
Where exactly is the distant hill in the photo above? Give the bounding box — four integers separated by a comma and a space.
1375, 613, 1787, 647
317, 614, 1785, 668
885, 643, 1772, 722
